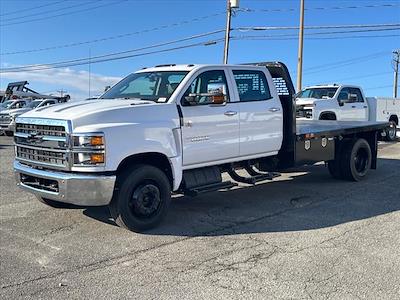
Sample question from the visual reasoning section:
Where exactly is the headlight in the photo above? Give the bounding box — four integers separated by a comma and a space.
72, 133, 105, 166
73, 135, 104, 148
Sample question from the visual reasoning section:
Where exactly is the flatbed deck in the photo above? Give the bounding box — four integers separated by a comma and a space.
296, 120, 388, 140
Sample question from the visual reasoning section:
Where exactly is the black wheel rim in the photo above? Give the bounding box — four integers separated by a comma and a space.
388, 123, 396, 139
129, 182, 161, 218
354, 147, 369, 174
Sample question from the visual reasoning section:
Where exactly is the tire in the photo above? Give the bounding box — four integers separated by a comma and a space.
339, 139, 372, 181
37, 196, 75, 208
109, 165, 171, 232
5, 131, 13, 137
327, 160, 341, 179
385, 120, 397, 141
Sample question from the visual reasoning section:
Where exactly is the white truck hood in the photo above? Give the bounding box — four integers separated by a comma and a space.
19, 99, 154, 121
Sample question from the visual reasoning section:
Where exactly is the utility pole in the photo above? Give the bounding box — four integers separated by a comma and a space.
223, 0, 239, 64
393, 50, 399, 98
296, 0, 305, 92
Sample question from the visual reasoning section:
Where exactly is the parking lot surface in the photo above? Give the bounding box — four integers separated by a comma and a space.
1, 136, 399, 299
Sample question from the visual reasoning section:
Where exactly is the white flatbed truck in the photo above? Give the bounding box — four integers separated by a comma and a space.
13, 62, 388, 231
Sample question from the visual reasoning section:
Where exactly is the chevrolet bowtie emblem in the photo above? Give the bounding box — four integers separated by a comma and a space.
27, 131, 43, 143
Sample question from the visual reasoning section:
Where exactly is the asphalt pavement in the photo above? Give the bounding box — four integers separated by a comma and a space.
1, 136, 399, 299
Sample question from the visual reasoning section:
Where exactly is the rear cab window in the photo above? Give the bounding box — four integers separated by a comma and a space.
232, 70, 272, 102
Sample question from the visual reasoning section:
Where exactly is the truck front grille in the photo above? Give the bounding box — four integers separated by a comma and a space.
14, 118, 70, 170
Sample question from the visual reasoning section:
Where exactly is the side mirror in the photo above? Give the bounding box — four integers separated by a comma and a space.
338, 100, 345, 106
184, 83, 227, 106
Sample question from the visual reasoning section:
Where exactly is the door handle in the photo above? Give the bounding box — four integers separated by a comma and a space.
224, 111, 237, 116
363, 106, 368, 108
351, 106, 356, 108
269, 107, 281, 112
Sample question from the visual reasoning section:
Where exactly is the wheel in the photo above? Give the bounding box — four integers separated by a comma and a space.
37, 196, 75, 208
109, 165, 171, 232
5, 131, 13, 137
327, 160, 341, 179
385, 120, 397, 141
339, 139, 372, 181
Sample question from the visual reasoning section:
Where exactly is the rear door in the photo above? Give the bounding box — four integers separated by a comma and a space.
179, 69, 240, 167
230, 68, 283, 156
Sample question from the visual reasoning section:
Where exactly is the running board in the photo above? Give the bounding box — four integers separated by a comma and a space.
228, 167, 280, 185
183, 181, 238, 197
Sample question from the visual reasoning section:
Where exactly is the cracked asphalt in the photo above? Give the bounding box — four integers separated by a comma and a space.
1, 136, 399, 299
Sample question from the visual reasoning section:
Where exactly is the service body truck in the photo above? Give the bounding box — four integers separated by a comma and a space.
14, 63, 387, 231
296, 84, 399, 141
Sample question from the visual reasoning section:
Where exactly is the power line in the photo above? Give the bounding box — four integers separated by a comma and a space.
0, 31, 225, 73
0, 1, 99, 22
232, 27, 400, 41
0, 39, 224, 74
238, 3, 400, 14
0, 12, 225, 55
0, 0, 65, 17
234, 34, 399, 42
0, 0, 129, 27
305, 71, 392, 86
235, 23, 400, 32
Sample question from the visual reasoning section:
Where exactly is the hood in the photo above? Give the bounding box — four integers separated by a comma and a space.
0, 107, 31, 116
295, 97, 318, 106
19, 99, 155, 121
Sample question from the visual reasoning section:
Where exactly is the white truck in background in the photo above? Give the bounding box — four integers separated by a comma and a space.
296, 84, 399, 141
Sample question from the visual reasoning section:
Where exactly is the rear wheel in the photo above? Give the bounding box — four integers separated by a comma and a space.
109, 165, 171, 232
340, 139, 372, 181
385, 120, 397, 141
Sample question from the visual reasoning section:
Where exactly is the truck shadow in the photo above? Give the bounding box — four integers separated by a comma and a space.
83, 157, 400, 236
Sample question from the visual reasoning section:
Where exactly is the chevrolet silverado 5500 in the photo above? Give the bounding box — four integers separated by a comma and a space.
14, 62, 387, 231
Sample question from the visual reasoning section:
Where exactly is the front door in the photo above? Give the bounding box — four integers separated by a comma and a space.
180, 70, 240, 167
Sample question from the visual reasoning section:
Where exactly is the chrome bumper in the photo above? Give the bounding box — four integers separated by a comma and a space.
14, 161, 116, 206
0, 123, 14, 132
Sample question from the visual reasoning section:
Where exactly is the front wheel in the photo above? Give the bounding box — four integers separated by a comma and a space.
385, 121, 397, 141
5, 131, 13, 137
109, 165, 171, 232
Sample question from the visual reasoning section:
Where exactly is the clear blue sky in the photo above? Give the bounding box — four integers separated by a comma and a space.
0, 0, 399, 99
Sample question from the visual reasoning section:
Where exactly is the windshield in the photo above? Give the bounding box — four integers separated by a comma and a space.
27, 100, 42, 108
297, 87, 338, 99
101, 71, 188, 101
0, 100, 13, 108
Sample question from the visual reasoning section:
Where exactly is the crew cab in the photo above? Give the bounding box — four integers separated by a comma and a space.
13, 63, 387, 232
296, 84, 399, 141
0, 99, 59, 136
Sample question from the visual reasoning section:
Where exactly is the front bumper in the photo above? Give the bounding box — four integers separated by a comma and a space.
0, 123, 14, 132
14, 161, 116, 206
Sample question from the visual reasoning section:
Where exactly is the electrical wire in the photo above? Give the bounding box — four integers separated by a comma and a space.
235, 23, 400, 32
0, 0, 129, 27
0, 32, 225, 73
0, 0, 65, 17
0, 1, 100, 22
237, 3, 400, 14
0, 12, 226, 56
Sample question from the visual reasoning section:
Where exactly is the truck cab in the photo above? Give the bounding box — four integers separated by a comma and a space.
296, 84, 369, 121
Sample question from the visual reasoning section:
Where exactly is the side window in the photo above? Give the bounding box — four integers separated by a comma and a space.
350, 88, 364, 102
182, 70, 229, 106
337, 88, 350, 102
232, 70, 271, 102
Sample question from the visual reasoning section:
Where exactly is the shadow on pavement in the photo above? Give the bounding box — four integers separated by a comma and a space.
83, 157, 400, 237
